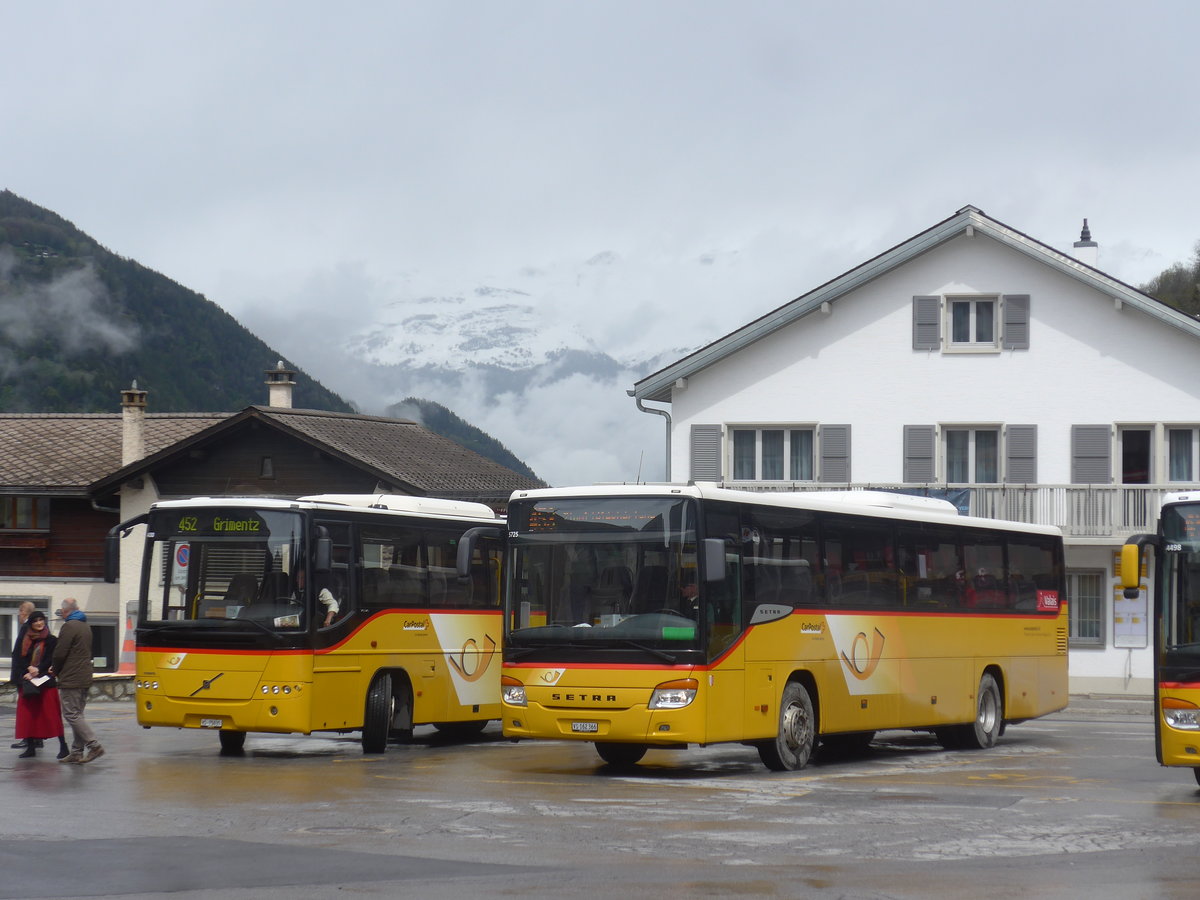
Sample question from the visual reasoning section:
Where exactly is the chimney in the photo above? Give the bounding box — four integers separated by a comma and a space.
120, 380, 148, 465
1073, 218, 1098, 267
265, 361, 296, 409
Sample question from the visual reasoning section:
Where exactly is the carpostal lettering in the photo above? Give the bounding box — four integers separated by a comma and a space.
552, 692, 618, 702
212, 517, 261, 533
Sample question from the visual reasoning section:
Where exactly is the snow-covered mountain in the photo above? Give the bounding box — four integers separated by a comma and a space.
248, 248, 769, 486
349, 286, 608, 372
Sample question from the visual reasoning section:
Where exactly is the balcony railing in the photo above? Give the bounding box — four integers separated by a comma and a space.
718, 482, 1199, 541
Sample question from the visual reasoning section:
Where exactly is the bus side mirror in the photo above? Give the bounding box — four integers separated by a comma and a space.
1120, 536, 1157, 599
702, 538, 726, 583
1119, 543, 1141, 593
104, 532, 120, 584
104, 514, 148, 584
457, 526, 502, 581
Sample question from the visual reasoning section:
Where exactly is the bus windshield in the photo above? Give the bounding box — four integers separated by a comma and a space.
505, 497, 704, 652
1163, 547, 1200, 653
142, 507, 307, 631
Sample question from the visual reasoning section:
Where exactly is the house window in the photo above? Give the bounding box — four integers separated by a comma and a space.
913, 294, 1028, 352
944, 428, 999, 483
1120, 427, 1151, 484
0, 498, 50, 531
1168, 428, 1199, 482
731, 428, 815, 481
1067, 570, 1105, 645
948, 296, 997, 348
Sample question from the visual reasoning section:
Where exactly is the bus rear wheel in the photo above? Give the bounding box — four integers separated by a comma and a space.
758, 681, 816, 771
595, 742, 647, 769
959, 672, 1002, 750
218, 730, 246, 753
1192, 767, 1200, 788
362, 674, 395, 754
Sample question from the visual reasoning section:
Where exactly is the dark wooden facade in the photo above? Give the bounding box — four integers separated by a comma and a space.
150, 423, 386, 499
0, 498, 112, 580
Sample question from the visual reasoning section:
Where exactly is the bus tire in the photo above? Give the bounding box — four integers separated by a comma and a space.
218, 730, 246, 753
1193, 768, 1200, 788
595, 742, 647, 768
758, 680, 816, 771
959, 672, 1002, 750
362, 673, 394, 754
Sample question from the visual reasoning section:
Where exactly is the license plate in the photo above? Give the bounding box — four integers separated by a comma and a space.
200, 718, 223, 728
571, 721, 599, 733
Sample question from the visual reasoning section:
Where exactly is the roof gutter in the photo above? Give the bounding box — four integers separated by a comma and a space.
628, 391, 671, 481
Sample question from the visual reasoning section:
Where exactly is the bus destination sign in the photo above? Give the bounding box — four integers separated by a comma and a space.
167, 511, 269, 536
1163, 503, 1200, 544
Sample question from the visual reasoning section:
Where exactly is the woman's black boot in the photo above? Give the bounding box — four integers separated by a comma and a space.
18, 744, 36, 758
56, 739, 69, 760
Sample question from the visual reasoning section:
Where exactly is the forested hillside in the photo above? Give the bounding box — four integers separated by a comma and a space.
0, 190, 542, 480
1141, 242, 1200, 317
388, 397, 541, 481
0, 189, 352, 413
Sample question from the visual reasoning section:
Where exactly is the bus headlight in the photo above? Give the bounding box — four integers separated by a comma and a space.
501, 675, 527, 707
649, 679, 698, 710
1162, 697, 1200, 730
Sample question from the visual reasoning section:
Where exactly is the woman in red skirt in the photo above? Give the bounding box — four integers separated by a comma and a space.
14, 611, 68, 760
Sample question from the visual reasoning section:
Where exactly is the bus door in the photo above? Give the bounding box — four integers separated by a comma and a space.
309, 521, 361, 731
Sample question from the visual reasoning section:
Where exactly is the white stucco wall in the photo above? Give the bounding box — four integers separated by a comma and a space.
669, 233, 1200, 484
658, 231, 1200, 696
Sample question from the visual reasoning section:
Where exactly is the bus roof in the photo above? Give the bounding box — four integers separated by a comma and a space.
508, 483, 1062, 537
150, 494, 499, 523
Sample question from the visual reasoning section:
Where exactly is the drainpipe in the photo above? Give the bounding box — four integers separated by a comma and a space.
628, 390, 671, 482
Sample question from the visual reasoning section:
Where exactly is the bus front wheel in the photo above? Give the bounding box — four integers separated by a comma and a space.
758, 681, 816, 771
595, 742, 647, 769
959, 672, 1002, 750
218, 730, 246, 753
362, 674, 395, 753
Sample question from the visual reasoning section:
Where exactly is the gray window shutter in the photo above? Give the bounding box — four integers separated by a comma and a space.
690, 425, 721, 482
1071, 425, 1112, 484
1002, 294, 1030, 350
903, 425, 935, 482
1005, 425, 1037, 483
913, 296, 940, 350
819, 425, 851, 483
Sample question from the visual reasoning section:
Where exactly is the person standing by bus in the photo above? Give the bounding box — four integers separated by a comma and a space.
51, 598, 103, 765
12, 611, 68, 760
9, 600, 36, 751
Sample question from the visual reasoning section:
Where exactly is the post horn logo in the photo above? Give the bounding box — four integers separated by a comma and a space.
446, 634, 498, 682
840, 627, 886, 680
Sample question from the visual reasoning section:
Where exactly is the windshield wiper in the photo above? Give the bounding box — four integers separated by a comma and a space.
140, 617, 283, 644
613, 639, 677, 664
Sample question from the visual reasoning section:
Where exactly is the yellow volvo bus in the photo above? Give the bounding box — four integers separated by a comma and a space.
472, 484, 1067, 770
1122, 491, 1200, 784
108, 494, 502, 753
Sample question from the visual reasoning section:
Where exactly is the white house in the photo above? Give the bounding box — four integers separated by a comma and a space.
631, 205, 1200, 696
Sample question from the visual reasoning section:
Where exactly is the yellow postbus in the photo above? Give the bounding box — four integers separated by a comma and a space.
1122, 491, 1200, 785
108, 494, 503, 753
470, 484, 1067, 770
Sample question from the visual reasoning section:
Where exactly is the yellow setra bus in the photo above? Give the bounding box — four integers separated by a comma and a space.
108, 494, 503, 753
470, 484, 1067, 770
1122, 491, 1200, 785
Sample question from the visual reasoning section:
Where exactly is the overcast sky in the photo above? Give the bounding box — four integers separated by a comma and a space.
4, 2, 1199, 485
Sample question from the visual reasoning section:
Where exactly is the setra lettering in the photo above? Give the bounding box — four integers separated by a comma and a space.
551, 693, 617, 702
